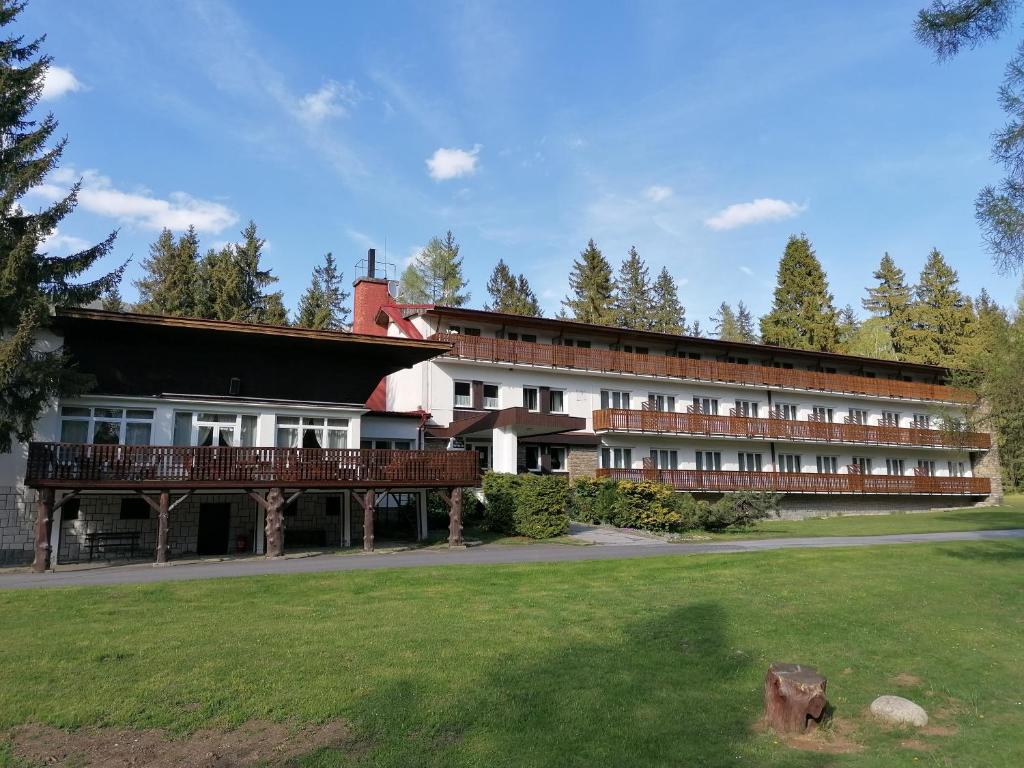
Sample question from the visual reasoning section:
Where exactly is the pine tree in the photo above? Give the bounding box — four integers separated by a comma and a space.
198, 221, 280, 323
135, 227, 200, 316
296, 253, 350, 329
759, 234, 840, 351
0, 3, 120, 451
100, 284, 125, 312
484, 259, 542, 316
399, 230, 469, 306
862, 252, 913, 357
712, 303, 742, 341
233, 220, 278, 322
650, 267, 686, 334
689, 320, 704, 338
735, 301, 757, 343
562, 239, 615, 324
836, 304, 861, 351
904, 249, 976, 366
612, 246, 655, 330
263, 292, 289, 326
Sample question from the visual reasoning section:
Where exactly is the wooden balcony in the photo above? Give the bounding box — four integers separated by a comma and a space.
596, 468, 991, 495
434, 333, 972, 403
25, 443, 481, 490
592, 409, 991, 450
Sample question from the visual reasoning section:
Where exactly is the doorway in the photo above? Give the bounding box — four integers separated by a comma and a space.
197, 503, 231, 555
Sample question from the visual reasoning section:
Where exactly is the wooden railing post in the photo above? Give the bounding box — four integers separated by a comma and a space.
31, 487, 55, 573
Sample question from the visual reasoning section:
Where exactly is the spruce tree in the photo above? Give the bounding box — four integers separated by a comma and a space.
197, 221, 280, 323
759, 234, 840, 351
735, 301, 757, 342
836, 304, 861, 351
612, 246, 655, 330
100, 284, 125, 312
0, 3, 120, 451
399, 230, 469, 306
689, 320, 704, 337
296, 252, 350, 329
135, 227, 200, 316
712, 302, 741, 341
904, 248, 977, 366
562, 239, 615, 324
262, 292, 289, 326
484, 259, 542, 316
862, 252, 913, 357
650, 267, 685, 334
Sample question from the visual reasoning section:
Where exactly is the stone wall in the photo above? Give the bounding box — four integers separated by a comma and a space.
567, 446, 597, 480
0, 485, 35, 567
972, 446, 1004, 505
771, 494, 982, 520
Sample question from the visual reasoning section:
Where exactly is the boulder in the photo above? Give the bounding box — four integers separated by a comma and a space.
870, 695, 928, 727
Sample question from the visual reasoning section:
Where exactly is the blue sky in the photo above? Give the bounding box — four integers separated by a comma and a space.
27, 0, 1023, 325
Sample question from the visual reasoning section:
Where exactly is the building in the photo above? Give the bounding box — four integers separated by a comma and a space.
0, 307, 478, 570
352, 251, 998, 518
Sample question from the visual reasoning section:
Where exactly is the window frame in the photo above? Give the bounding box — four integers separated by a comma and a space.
734, 399, 759, 418
60, 405, 155, 446
548, 388, 566, 414
649, 448, 678, 470
695, 450, 722, 471
816, 455, 839, 474
777, 453, 802, 473
275, 414, 349, 449
482, 383, 500, 410
522, 386, 539, 412
738, 452, 763, 472
453, 380, 472, 409
600, 447, 633, 469
601, 390, 631, 410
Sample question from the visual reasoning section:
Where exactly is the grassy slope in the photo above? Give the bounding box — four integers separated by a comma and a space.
2, 540, 1023, 767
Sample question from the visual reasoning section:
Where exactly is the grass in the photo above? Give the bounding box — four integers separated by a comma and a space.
671, 496, 1024, 541
2, 539, 1023, 766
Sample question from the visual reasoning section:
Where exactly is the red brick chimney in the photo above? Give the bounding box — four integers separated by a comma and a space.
352, 248, 391, 337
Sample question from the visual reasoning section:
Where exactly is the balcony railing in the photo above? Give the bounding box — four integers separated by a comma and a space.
592, 409, 991, 450
434, 333, 972, 403
596, 468, 990, 495
25, 443, 481, 490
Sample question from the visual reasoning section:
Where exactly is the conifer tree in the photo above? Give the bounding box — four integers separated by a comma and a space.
735, 301, 757, 342
232, 220, 278, 322
135, 227, 200, 316
689, 320, 704, 337
262, 292, 289, 326
0, 3, 121, 451
399, 230, 469, 306
650, 267, 686, 334
759, 234, 840, 351
955, 288, 1009, 371
712, 302, 741, 341
197, 221, 280, 323
836, 304, 861, 351
484, 259, 542, 316
296, 252, 350, 329
844, 317, 898, 360
100, 284, 125, 312
904, 249, 977, 366
862, 252, 913, 357
613, 246, 655, 330
562, 239, 615, 324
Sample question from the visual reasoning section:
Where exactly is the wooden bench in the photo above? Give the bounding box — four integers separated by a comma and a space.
85, 531, 141, 562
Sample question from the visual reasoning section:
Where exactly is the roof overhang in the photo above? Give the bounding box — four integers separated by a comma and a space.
427, 407, 586, 440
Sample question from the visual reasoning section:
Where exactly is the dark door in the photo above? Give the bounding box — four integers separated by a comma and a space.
197, 503, 231, 556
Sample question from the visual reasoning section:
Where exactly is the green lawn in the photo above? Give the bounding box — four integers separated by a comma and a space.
673, 496, 1024, 541
2, 539, 1023, 767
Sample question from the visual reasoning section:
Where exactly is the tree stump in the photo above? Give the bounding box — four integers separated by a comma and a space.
763, 663, 828, 733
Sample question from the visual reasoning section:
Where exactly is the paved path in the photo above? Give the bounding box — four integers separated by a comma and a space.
1, 528, 1021, 591
567, 522, 663, 546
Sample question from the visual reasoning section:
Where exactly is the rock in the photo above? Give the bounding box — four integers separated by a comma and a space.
870, 695, 928, 727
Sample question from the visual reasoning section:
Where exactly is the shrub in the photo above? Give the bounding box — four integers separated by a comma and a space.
699, 491, 781, 531
480, 472, 521, 533
609, 480, 685, 531
426, 488, 481, 528
513, 474, 571, 538
570, 476, 616, 523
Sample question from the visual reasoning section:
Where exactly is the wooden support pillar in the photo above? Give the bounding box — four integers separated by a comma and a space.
31, 488, 55, 573
265, 487, 285, 557
448, 487, 464, 548
363, 490, 375, 552
155, 490, 170, 565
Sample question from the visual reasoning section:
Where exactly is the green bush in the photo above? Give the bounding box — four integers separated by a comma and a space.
480, 472, 521, 533
514, 474, 571, 538
609, 480, 685, 531
426, 488, 481, 528
570, 476, 616, 523
698, 491, 781, 531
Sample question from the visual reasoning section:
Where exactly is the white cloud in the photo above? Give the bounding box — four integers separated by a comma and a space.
294, 80, 360, 124
705, 198, 806, 231
42, 227, 90, 253
31, 167, 238, 233
644, 185, 673, 203
41, 65, 84, 101
426, 145, 481, 181
739, 265, 755, 277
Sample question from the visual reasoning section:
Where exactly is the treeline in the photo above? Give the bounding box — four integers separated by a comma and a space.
107, 221, 351, 330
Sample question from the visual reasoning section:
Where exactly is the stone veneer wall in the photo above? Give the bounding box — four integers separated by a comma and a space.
0, 485, 36, 566
769, 494, 983, 520
567, 446, 597, 480
972, 446, 1004, 505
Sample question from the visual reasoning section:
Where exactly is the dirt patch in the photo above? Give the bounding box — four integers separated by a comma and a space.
9, 719, 353, 767
921, 723, 959, 737
892, 673, 923, 687
900, 738, 935, 752
755, 717, 863, 755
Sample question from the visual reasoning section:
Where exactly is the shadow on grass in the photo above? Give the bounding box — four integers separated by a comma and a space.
941, 540, 1024, 562
310, 603, 825, 768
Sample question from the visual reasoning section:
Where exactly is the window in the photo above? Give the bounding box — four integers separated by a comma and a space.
119, 497, 150, 520
778, 454, 801, 473
612, 344, 648, 355
60, 406, 154, 446
687, 352, 702, 360
917, 459, 936, 476
948, 461, 967, 477
911, 413, 932, 429
816, 456, 839, 474
885, 458, 905, 476
449, 325, 480, 336
773, 403, 799, 420
734, 400, 759, 418
695, 451, 722, 471
691, 397, 719, 415
724, 356, 749, 365
171, 412, 257, 448
471, 444, 491, 471
649, 449, 678, 469
850, 456, 872, 474
277, 416, 349, 449
881, 411, 901, 427
523, 387, 539, 411
549, 389, 566, 413
524, 446, 541, 471
360, 439, 412, 450
601, 447, 632, 469
483, 384, 499, 409
763, 361, 794, 369
738, 452, 763, 471
647, 393, 675, 412
811, 406, 834, 423
601, 390, 630, 409
847, 408, 869, 425
504, 332, 537, 343
554, 337, 590, 348
454, 381, 471, 408
549, 447, 567, 472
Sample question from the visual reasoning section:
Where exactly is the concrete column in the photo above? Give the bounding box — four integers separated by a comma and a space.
492, 426, 518, 474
